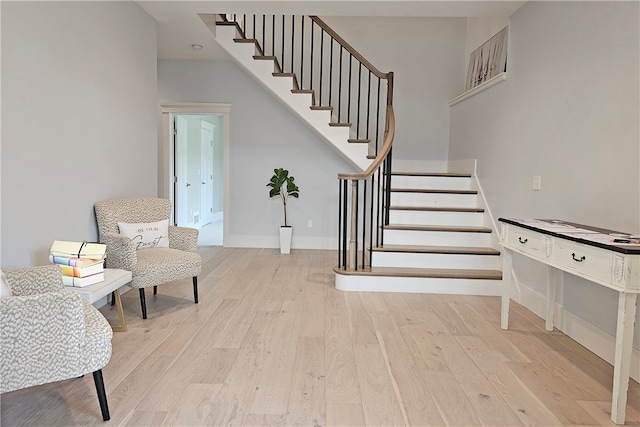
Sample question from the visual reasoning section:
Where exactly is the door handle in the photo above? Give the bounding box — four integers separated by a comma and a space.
186, 183, 191, 187
202, 182, 206, 185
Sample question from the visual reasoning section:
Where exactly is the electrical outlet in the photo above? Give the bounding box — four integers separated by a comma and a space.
532, 176, 541, 191
308, 220, 313, 228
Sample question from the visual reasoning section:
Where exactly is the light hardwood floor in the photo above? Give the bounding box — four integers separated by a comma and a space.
2, 247, 639, 426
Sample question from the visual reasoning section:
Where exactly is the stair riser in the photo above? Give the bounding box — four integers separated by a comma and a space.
383, 230, 492, 247
390, 176, 471, 190
390, 192, 477, 208
372, 252, 500, 269
335, 274, 502, 296
389, 210, 484, 226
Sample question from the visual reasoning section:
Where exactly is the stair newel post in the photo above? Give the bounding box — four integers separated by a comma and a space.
349, 179, 359, 270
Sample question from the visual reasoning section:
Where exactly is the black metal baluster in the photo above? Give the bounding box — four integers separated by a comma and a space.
354, 180, 359, 271
272, 15, 275, 56
252, 15, 256, 39
291, 16, 295, 73
338, 179, 342, 268
376, 167, 382, 247
338, 47, 343, 121
369, 175, 374, 267
300, 17, 305, 89
281, 15, 285, 72
262, 15, 265, 52
310, 20, 314, 90
375, 79, 381, 154
347, 53, 352, 123
362, 180, 367, 269
366, 71, 371, 141
342, 180, 348, 269
356, 62, 362, 138
319, 30, 324, 105
329, 37, 334, 107
242, 14, 246, 37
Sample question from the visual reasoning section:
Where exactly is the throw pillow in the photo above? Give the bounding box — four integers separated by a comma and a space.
0, 269, 11, 297
118, 219, 170, 250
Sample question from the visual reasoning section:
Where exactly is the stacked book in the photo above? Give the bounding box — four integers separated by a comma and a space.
49, 241, 107, 287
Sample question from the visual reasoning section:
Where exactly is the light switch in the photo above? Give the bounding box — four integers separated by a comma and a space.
532, 176, 541, 191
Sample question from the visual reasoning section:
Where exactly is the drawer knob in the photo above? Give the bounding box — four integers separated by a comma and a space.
518, 237, 528, 244
571, 253, 586, 262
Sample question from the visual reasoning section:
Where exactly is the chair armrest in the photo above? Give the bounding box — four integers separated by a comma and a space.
169, 226, 199, 252
100, 232, 137, 270
0, 291, 86, 392
4, 265, 64, 296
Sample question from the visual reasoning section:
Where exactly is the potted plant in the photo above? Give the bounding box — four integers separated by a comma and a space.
267, 167, 300, 253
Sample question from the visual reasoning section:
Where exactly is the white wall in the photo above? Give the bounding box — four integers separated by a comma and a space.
449, 1, 640, 352
322, 16, 467, 161
158, 59, 355, 249
1, 2, 158, 268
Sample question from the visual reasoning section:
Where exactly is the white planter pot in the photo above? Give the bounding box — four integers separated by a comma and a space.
279, 226, 292, 254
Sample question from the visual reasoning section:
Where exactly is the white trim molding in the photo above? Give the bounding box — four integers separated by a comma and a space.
449, 72, 507, 106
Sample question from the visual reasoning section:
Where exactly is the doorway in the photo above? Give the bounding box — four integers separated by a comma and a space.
160, 103, 231, 247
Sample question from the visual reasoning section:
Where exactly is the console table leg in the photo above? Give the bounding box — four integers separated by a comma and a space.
611, 292, 637, 424
546, 268, 562, 332
111, 289, 127, 332
501, 249, 513, 330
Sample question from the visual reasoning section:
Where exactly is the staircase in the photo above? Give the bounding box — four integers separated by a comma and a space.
206, 14, 502, 296
335, 171, 503, 295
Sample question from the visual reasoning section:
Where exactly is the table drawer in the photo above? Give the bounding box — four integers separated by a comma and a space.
504, 225, 549, 259
554, 239, 612, 283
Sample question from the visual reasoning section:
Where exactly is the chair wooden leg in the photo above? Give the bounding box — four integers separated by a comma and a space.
139, 288, 147, 319
153, 285, 157, 295
92, 369, 110, 421
193, 276, 198, 304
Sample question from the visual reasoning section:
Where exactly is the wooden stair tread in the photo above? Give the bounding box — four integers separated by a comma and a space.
392, 172, 472, 178
348, 138, 370, 144
389, 206, 485, 213
310, 106, 333, 111
372, 244, 500, 255
384, 224, 493, 233
390, 188, 477, 195
333, 266, 502, 280
329, 122, 351, 127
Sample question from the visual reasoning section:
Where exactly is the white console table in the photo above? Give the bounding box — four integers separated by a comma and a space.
499, 218, 639, 425
67, 269, 132, 332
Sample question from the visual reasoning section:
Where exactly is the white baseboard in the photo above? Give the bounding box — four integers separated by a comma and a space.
224, 234, 337, 250
516, 282, 640, 382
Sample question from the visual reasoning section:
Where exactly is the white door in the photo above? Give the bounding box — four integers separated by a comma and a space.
200, 122, 215, 226
175, 115, 190, 226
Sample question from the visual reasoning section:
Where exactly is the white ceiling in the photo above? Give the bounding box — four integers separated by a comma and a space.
136, 1, 526, 60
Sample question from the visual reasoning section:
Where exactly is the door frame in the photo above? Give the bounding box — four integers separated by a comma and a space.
160, 102, 231, 245
200, 120, 215, 226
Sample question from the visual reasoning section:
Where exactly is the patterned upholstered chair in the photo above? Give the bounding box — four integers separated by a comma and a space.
94, 198, 201, 319
0, 265, 113, 421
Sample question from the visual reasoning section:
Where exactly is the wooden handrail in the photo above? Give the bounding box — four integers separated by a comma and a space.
338, 105, 395, 181
310, 16, 389, 80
